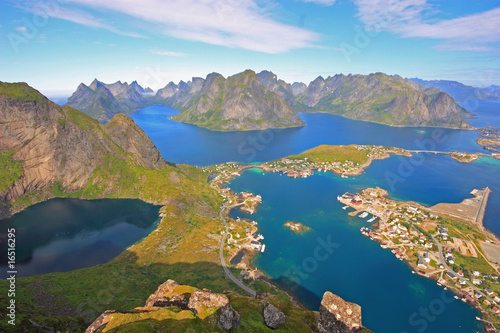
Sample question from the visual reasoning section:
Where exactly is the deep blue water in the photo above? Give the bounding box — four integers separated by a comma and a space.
462, 101, 500, 129
0, 198, 160, 278
130, 105, 487, 166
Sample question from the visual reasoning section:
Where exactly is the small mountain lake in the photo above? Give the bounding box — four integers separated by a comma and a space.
0, 198, 161, 278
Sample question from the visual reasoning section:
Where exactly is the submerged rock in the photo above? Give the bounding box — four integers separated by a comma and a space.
263, 301, 286, 329
318, 292, 362, 333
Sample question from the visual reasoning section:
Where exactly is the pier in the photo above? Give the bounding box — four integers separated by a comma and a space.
476, 187, 491, 228
430, 187, 492, 226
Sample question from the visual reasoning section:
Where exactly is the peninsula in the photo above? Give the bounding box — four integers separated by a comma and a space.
338, 187, 500, 331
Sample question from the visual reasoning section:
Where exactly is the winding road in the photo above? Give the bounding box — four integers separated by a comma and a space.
211, 181, 257, 297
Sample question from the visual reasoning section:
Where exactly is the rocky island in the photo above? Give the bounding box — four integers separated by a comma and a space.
284, 221, 311, 233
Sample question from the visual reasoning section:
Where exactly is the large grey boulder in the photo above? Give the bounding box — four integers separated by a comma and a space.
263, 301, 286, 329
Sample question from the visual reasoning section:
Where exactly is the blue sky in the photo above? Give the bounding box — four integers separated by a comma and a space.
0, 0, 499, 97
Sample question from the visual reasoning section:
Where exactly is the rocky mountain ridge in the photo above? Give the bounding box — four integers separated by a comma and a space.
292, 72, 472, 129
67, 79, 153, 122
66, 70, 472, 129
169, 70, 306, 131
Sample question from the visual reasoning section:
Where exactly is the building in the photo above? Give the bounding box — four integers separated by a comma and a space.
422, 252, 431, 263
446, 272, 457, 280
417, 257, 428, 269
250, 240, 261, 250
407, 206, 418, 213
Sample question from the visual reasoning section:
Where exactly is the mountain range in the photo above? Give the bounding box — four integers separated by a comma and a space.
66, 70, 474, 130
411, 78, 500, 103
67, 79, 153, 123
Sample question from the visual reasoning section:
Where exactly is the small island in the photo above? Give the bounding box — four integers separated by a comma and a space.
449, 151, 479, 163
284, 221, 311, 233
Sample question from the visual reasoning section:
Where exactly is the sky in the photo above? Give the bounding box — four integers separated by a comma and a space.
0, 0, 499, 97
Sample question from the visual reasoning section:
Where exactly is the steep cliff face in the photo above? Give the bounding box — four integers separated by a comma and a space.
67, 79, 152, 122
170, 70, 305, 131
295, 73, 472, 128
0, 81, 165, 209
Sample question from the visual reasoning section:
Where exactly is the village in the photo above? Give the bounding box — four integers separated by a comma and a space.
260, 145, 411, 178
338, 187, 500, 327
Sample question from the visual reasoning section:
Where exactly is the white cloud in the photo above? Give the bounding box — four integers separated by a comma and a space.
149, 50, 189, 57
15, 26, 27, 32
19, 0, 320, 53
299, 0, 337, 5
353, 0, 500, 52
18, 1, 144, 38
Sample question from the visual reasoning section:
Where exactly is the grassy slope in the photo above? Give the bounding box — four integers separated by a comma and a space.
287, 144, 370, 165
0, 150, 23, 193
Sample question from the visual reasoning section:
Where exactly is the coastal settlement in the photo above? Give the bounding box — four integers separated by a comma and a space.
338, 186, 500, 330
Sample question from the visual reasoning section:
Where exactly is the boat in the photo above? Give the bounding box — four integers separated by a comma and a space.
337, 196, 341, 201
359, 212, 369, 218
261, 244, 266, 253
367, 215, 376, 223
341, 174, 348, 179
454, 296, 460, 300
342, 206, 349, 210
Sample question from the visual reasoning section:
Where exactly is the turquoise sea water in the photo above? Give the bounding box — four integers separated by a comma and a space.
0, 198, 161, 278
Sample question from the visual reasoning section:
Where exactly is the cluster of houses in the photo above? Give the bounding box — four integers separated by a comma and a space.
341, 188, 500, 321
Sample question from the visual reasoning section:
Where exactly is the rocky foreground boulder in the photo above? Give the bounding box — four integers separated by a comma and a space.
263, 300, 286, 329
85, 280, 240, 332
218, 303, 241, 330
85, 279, 367, 332
187, 288, 230, 314
318, 291, 362, 333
